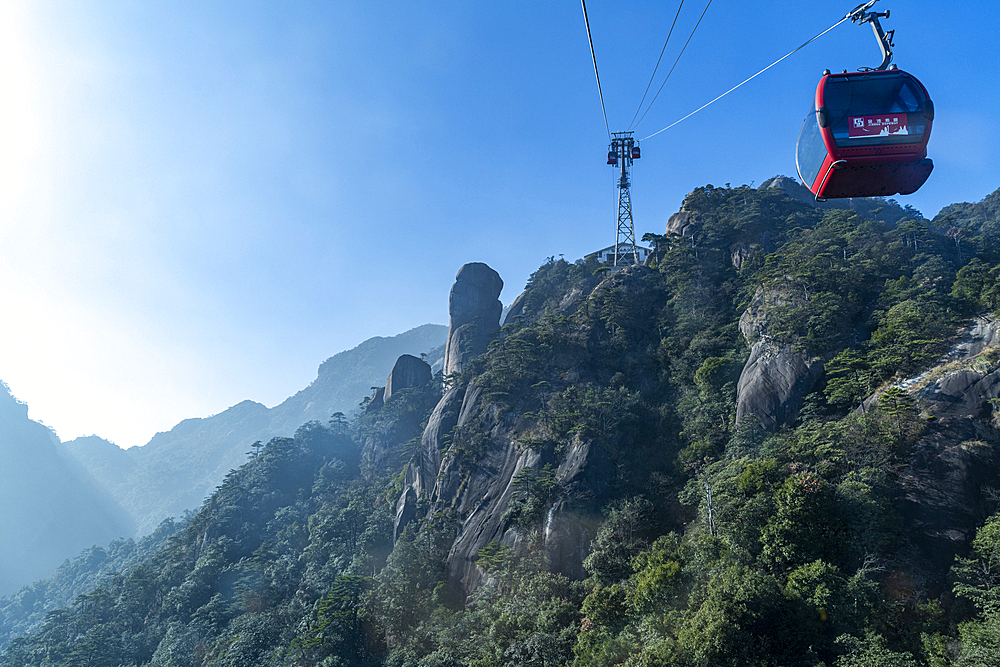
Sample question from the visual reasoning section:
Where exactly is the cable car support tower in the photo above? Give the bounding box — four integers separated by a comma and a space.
607, 131, 641, 266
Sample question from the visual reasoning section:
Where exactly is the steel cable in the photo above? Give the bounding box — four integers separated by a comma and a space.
580, 0, 611, 140
641, 14, 851, 141
627, 0, 686, 130
631, 0, 712, 131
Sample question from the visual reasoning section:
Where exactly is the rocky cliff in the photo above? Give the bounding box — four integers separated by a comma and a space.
384, 354, 432, 402
889, 316, 1000, 584
735, 286, 824, 429
386, 184, 1000, 604
395, 261, 670, 597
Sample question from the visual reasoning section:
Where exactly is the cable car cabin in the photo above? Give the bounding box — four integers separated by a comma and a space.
796, 67, 934, 200
631, 146, 640, 159
608, 151, 618, 166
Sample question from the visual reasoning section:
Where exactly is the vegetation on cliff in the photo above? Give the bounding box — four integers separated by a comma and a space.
3, 182, 1000, 666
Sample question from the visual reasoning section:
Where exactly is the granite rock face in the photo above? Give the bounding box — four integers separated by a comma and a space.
444, 263, 504, 376
392, 263, 628, 599
384, 354, 432, 402
394, 486, 418, 542
666, 209, 696, 237
910, 315, 1000, 423
883, 318, 1000, 590
420, 390, 612, 594
502, 291, 527, 326
735, 286, 824, 429
945, 315, 1000, 363
365, 387, 385, 414
411, 385, 465, 494
922, 368, 1000, 422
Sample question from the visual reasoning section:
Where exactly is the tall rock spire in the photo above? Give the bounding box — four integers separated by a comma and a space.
443, 263, 503, 376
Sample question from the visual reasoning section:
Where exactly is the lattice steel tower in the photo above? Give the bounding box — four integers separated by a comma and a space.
607, 131, 641, 266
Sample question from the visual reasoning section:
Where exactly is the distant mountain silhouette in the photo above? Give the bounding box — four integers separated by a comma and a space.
62, 324, 447, 535
0, 384, 133, 596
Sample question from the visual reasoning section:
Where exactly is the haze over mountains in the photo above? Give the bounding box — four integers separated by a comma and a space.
0, 324, 446, 595
0, 384, 133, 596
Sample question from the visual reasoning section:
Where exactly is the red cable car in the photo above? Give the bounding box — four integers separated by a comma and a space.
796, 3, 934, 200
796, 66, 934, 199
631, 145, 640, 159
607, 150, 618, 165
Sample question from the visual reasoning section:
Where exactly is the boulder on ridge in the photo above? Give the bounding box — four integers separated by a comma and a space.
384, 354, 432, 402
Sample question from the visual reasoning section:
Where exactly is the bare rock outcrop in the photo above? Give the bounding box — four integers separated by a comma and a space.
666, 209, 696, 237
392, 261, 641, 599
397, 384, 466, 516
543, 438, 614, 580
394, 486, 418, 542
394, 378, 616, 594
946, 315, 1000, 362
361, 356, 438, 474
443, 263, 504, 375
922, 368, 1000, 422
901, 316, 1000, 423
365, 387, 385, 414
735, 286, 824, 429
431, 394, 612, 593
502, 291, 527, 326
886, 321, 1000, 588
384, 354, 432, 402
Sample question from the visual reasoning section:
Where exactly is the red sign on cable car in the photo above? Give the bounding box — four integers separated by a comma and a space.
848, 114, 910, 139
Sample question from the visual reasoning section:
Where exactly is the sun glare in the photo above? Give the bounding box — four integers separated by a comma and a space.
0, 3, 54, 217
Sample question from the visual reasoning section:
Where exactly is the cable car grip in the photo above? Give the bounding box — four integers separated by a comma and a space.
849, 1, 894, 70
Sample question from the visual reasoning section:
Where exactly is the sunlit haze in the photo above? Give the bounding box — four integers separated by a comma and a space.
1, 0, 997, 447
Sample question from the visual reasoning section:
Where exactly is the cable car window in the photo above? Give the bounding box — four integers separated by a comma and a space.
823, 74, 928, 147
796, 111, 827, 188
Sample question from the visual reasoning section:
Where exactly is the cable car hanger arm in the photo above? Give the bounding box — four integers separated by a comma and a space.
848, 1, 894, 69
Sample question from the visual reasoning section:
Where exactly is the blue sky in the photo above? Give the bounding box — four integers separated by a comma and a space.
1, 0, 997, 448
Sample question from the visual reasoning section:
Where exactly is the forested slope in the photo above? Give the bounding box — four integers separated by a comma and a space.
0, 519, 183, 650
3, 182, 1000, 666
61, 324, 447, 537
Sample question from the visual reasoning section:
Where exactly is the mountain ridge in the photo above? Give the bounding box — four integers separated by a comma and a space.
4, 181, 1000, 665
0, 384, 134, 597
62, 323, 447, 536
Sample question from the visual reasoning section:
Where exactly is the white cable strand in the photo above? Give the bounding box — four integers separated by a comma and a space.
641, 15, 850, 141
632, 0, 713, 131
628, 0, 686, 130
